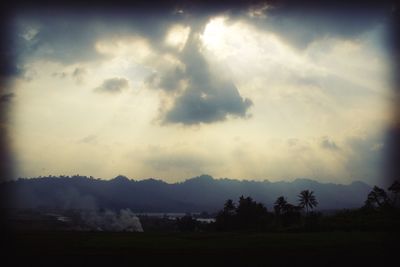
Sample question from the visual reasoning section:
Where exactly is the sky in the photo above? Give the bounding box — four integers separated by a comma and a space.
2, 1, 397, 185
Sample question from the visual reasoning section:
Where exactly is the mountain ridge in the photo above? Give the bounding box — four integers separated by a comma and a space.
1, 174, 372, 212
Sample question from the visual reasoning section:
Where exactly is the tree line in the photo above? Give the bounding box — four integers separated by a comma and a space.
214, 189, 318, 231
176, 181, 400, 232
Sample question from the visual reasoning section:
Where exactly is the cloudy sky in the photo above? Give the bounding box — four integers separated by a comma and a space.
4, 2, 396, 185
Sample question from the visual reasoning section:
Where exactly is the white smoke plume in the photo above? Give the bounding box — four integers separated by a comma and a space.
80, 208, 143, 232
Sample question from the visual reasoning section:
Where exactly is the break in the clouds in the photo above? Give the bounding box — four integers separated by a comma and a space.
6, 2, 395, 185
95, 77, 129, 93
161, 33, 252, 124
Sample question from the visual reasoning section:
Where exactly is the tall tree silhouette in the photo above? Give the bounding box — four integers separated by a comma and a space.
388, 181, 400, 207
236, 196, 269, 230
223, 199, 236, 215
216, 196, 271, 231
298, 190, 318, 214
215, 199, 237, 231
274, 196, 288, 216
365, 186, 389, 208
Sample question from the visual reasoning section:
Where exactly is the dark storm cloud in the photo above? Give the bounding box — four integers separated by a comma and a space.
16, 18, 103, 64
9, 1, 394, 78
246, 1, 392, 49
146, 66, 186, 92
162, 34, 252, 124
12, 3, 389, 71
11, 1, 269, 67
165, 80, 253, 124
11, 4, 254, 125
159, 67, 186, 92
12, 9, 193, 67
10, 1, 391, 126
130, 6, 254, 124
95, 78, 129, 93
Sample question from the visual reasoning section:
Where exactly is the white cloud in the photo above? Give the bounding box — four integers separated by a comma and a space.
9, 13, 392, 185
165, 24, 190, 51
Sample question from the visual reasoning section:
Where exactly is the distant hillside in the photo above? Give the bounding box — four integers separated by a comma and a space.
0, 175, 372, 212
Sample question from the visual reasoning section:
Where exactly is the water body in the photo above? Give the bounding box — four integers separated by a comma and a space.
136, 213, 216, 223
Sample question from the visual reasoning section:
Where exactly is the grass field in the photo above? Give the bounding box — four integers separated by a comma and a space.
7, 231, 397, 266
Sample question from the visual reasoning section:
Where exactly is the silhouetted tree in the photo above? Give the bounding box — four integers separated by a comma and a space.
282, 203, 300, 213
224, 199, 236, 215
364, 186, 390, 209
388, 181, 400, 207
281, 203, 302, 227
236, 196, 270, 230
216, 196, 271, 231
274, 196, 288, 216
215, 199, 237, 231
272, 196, 304, 227
298, 190, 318, 214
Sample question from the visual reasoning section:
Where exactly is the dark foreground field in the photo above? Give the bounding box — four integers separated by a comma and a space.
5, 231, 398, 266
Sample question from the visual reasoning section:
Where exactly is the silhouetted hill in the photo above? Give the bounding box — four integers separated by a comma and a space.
0, 174, 371, 212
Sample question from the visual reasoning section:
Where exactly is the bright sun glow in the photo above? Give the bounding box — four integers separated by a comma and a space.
11, 12, 391, 184
165, 24, 191, 51
201, 17, 228, 49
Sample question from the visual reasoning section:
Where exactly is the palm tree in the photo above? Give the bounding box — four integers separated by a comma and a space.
298, 190, 318, 214
274, 196, 288, 215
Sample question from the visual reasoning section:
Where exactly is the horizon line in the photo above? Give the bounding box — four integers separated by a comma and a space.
12, 174, 372, 187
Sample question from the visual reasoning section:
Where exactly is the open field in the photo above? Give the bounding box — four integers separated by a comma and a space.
6, 231, 397, 266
